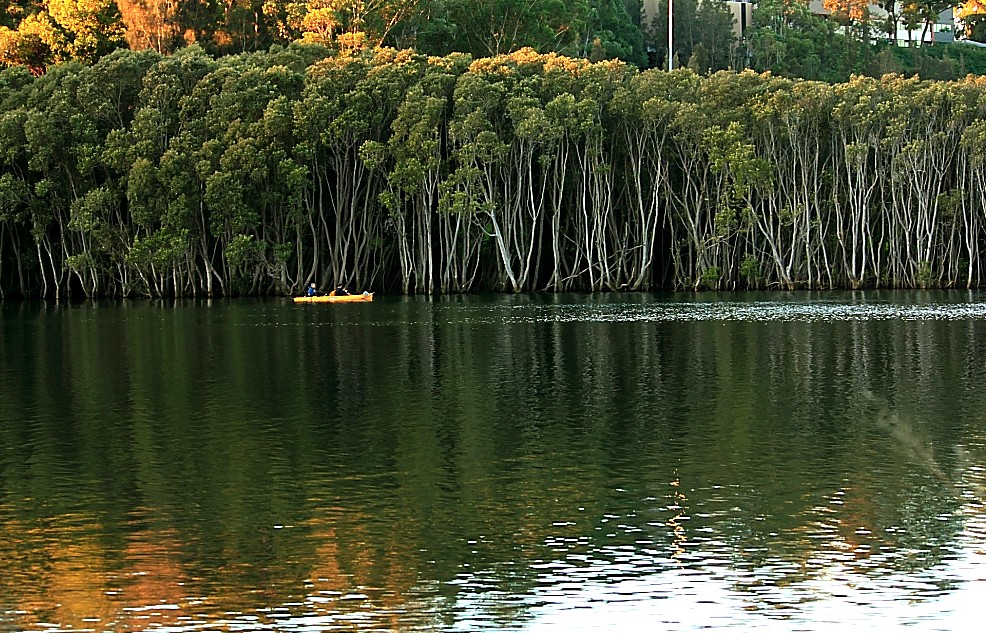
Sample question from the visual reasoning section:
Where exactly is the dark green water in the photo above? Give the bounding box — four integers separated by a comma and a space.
1, 292, 984, 632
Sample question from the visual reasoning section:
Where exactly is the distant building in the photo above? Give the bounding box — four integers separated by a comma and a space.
640, 0, 758, 39
729, 0, 756, 38
642, 1, 955, 45
807, 1, 955, 45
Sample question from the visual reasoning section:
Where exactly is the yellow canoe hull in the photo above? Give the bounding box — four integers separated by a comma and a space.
293, 293, 373, 303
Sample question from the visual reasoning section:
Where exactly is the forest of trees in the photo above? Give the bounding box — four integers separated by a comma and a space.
4, 2, 986, 297
6, 1, 986, 80
4, 43, 986, 298
0, 0, 650, 71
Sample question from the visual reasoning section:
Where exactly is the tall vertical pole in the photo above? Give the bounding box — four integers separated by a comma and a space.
668, 0, 674, 71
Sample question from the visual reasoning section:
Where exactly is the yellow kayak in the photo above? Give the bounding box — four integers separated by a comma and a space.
293, 292, 374, 303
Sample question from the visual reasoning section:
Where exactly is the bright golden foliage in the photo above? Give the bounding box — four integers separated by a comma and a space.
957, 0, 986, 18
821, 0, 869, 21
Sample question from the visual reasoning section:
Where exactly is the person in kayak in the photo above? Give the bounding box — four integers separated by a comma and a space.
306, 283, 319, 297
334, 283, 350, 296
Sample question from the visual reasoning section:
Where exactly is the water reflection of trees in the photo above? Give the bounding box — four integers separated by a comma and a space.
0, 296, 984, 629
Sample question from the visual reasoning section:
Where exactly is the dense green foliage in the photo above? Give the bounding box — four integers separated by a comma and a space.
744, 0, 986, 82
3, 44, 986, 298
646, 0, 740, 72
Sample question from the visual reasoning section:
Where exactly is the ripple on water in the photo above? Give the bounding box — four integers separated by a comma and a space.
483, 300, 986, 324
3, 294, 986, 633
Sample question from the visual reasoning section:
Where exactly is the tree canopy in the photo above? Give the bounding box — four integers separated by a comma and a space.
4, 45, 986, 299
4, 1, 986, 83
1, 0, 649, 71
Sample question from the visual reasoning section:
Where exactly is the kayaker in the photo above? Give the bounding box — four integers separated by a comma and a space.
306, 283, 318, 297
334, 283, 350, 296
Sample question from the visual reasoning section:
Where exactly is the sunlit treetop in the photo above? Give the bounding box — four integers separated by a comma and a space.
822, 0, 870, 20
957, 0, 986, 18
0, 0, 125, 72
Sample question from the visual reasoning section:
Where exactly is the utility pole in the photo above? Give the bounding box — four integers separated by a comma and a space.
668, 0, 674, 71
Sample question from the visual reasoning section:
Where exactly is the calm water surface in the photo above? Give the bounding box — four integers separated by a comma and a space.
1, 291, 984, 632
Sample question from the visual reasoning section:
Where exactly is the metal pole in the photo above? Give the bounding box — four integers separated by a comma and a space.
668, 0, 674, 71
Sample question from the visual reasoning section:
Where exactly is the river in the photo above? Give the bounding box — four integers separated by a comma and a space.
1, 291, 984, 631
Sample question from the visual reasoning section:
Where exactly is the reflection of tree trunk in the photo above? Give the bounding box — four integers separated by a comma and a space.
0, 223, 5, 299
860, 388, 952, 486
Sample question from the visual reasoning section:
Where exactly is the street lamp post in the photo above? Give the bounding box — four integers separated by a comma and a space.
668, 0, 674, 71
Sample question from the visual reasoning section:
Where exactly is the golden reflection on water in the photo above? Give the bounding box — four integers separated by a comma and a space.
7, 515, 119, 630
2, 514, 192, 631
667, 476, 687, 561
2, 456, 985, 631
302, 510, 422, 630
